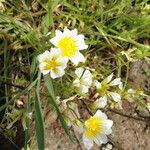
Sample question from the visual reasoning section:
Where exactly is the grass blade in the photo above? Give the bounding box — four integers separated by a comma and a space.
35, 72, 45, 150
24, 94, 30, 150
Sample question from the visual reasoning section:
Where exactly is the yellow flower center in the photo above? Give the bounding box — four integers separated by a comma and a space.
43, 57, 60, 71
98, 83, 109, 97
79, 79, 84, 85
57, 36, 77, 57
85, 117, 103, 139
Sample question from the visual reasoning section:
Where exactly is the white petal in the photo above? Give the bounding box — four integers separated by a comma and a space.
109, 92, 121, 102
104, 73, 113, 84
63, 27, 71, 36
83, 134, 93, 150
94, 110, 108, 120
93, 80, 102, 89
94, 134, 108, 145
103, 128, 112, 136
103, 120, 113, 129
50, 67, 65, 79
95, 96, 107, 108
57, 56, 68, 69
55, 29, 63, 36
50, 48, 62, 58
70, 51, 86, 65
70, 28, 78, 36
119, 82, 123, 90
75, 67, 84, 78
106, 143, 113, 150
49, 30, 63, 46
109, 78, 121, 86
79, 85, 89, 93
50, 37, 60, 46
82, 70, 92, 79
38, 50, 51, 63
103, 120, 113, 135
82, 77, 92, 87
73, 78, 80, 87
128, 88, 135, 94
76, 34, 88, 50
82, 70, 93, 86
39, 63, 50, 75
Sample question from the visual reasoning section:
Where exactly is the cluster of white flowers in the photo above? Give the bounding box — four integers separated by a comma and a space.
37, 28, 116, 150
38, 27, 88, 78
73, 70, 123, 110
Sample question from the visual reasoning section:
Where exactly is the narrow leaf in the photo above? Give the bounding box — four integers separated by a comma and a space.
35, 73, 45, 150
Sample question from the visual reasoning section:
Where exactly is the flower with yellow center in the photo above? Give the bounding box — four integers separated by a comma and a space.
94, 73, 122, 103
73, 67, 92, 93
50, 27, 88, 65
83, 110, 113, 150
38, 48, 68, 79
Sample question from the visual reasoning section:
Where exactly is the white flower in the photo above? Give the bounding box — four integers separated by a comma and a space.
94, 73, 122, 103
38, 48, 68, 79
50, 28, 88, 65
83, 110, 113, 150
73, 67, 92, 93
95, 73, 121, 89
90, 96, 107, 109
104, 73, 122, 87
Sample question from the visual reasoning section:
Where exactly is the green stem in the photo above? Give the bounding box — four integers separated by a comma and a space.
124, 61, 130, 89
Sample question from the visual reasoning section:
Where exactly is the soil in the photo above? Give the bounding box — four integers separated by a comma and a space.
0, 121, 24, 150
40, 103, 150, 150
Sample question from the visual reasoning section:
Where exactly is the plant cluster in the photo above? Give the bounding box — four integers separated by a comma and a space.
0, 0, 150, 150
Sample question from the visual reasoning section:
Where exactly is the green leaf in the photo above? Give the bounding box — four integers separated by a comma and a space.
42, 0, 62, 34
35, 73, 45, 150
30, 56, 38, 80
24, 93, 31, 150
44, 75, 73, 141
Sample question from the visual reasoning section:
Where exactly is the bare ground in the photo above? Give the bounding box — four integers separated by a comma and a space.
41, 104, 150, 150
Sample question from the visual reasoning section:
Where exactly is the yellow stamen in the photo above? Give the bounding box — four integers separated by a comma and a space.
43, 57, 60, 70
79, 79, 84, 85
85, 117, 103, 139
57, 36, 77, 57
